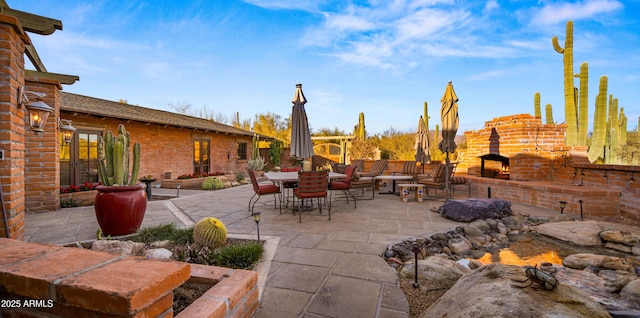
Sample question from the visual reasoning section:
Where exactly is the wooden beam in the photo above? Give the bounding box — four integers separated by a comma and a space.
24, 44, 46, 72
25, 70, 79, 85
0, 6, 62, 35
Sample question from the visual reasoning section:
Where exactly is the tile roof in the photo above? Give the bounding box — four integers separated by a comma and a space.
60, 92, 271, 139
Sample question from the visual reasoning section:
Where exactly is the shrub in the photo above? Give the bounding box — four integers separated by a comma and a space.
131, 223, 194, 244
214, 242, 264, 269
247, 157, 266, 171
60, 199, 79, 208
235, 172, 245, 182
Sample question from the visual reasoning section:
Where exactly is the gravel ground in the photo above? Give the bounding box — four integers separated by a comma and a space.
399, 277, 452, 317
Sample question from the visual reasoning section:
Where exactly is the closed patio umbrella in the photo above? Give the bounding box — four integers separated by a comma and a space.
415, 116, 431, 172
290, 84, 314, 164
438, 81, 459, 199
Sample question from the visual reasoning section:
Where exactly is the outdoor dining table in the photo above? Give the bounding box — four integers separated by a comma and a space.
264, 171, 347, 212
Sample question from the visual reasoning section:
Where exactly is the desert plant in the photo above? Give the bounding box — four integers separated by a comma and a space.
552, 20, 578, 146
214, 242, 264, 269
202, 177, 225, 190
269, 140, 283, 166
131, 223, 194, 244
247, 157, 266, 171
97, 124, 140, 186
235, 172, 245, 182
193, 217, 227, 248
60, 199, 79, 208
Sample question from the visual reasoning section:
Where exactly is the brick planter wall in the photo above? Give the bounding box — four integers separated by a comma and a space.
0, 238, 259, 318
59, 190, 97, 207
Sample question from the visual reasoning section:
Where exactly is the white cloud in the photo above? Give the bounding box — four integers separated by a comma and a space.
531, 0, 623, 25
483, 0, 500, 13
243, 0, 322, 11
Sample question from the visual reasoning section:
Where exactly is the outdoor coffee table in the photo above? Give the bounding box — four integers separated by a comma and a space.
397, 183, 425, 202
374, 175, 414, 195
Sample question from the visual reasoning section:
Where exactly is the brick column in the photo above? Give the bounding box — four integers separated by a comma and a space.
0, 14, 30, 239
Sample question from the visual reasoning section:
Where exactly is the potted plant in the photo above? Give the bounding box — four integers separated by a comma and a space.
94, 124, 146, 236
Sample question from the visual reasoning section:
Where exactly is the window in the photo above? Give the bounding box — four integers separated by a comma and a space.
237, 142, 247, 160
193, 139, 210, 173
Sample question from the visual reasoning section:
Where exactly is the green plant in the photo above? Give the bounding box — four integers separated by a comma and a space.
247, 157, 266, 171
60, 199, 79, 208
235, 172, 245, 182
534, 92, 541, 120
545, 104, 554, 124
97, 124, 140, 186
131, 223, 194, 244
202, 177, 224, 190
577, 62, 589, 146
193, 217, 227, 248
214, 242, 264, 269
587, 76, 607, 163
269, 140, 283, 166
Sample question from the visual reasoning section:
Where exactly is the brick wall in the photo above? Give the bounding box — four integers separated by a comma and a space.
463, 114, 566, 181
0, 15, 28, 239
60, 112, 254, 182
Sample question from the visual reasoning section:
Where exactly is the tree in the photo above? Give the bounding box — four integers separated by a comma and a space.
168, 101, 192, 114
349, 138, 377, 160
252, 112, 290, 146
373, 127, 414, 160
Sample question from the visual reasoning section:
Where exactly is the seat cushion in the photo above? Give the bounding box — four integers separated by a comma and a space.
329, 181, 350, 190
258, 184, 280, 194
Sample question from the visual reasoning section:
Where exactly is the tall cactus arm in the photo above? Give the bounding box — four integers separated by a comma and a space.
545, 104, 554, 124
577, 63, 589, 146
587, 76, 608, 163
113, 140, 124, 185
129, 142, 141, 185
534, 92, 541, 120
619, 108, 627, 145
104, 131, 114, 181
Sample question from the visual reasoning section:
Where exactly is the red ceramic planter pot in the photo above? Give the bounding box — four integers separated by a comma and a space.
94, 184, 147, 236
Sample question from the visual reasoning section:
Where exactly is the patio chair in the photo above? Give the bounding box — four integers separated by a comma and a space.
394, 161, 422, 179
328, 165, 357, 208
280, 166, 302, 207
293, 170, 330, 223
416, 163, 469, 197
350, 159, 388, 200
247, 169, 281, 214
349, 159, 365, 173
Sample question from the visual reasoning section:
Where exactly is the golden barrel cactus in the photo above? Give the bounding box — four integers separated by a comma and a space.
193, 217, 227, 248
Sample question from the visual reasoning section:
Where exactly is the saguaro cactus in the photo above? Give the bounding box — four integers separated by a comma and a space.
553, 20, 578, 146
545, 104, 554, 125
587, 76, 607, 163
97, 124, 140, 186
577, 62, 589, 146
534, 92, 541, 120
357, 112, 366, 140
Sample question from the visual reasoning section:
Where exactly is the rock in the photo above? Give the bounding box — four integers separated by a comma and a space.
507, 230, 520, 241
448, 238, 470, 255
431, 232, 450, 242
399, 255, 470, 287
150, 240, 172, 248
438, 199, 512, 222
145, 248, 173, 260
563, 253, 634, 272
463, 225, 485, 237
468, 249, 487, 259
468, 260, 482, 269
605, 242, 633, 254
533, 221, 603, 246
502, 216, 522, 231
600, 230, 640, 246
551, 214, 574, 222
91, 240, 145, 255
633, 245, 640, 257
527, 216, 549, 225
620, 279, 640, 305
392, 244, 414, 262
421, 264, 612, 318
598, 270, 638, 293
497, 222, 507, 235
469, 220, 490, 233
485, 218, 498, 231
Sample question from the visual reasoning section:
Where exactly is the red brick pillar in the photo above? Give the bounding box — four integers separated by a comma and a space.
24, 79, 61, 212
0, 15, 30, 239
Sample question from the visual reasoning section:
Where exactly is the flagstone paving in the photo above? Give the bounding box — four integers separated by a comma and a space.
25, 184, 566, 317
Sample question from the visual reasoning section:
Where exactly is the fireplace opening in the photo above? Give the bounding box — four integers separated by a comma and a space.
479, 154, 510, 179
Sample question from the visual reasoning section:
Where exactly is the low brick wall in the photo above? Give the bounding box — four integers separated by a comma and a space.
0, 238, 259, 318
60, 190, 97, 207
466, 175, 620, 218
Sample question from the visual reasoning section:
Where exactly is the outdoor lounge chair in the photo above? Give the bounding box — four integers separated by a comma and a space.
416, 163, 470, 197
394, 161, 422, 179
293, 170, 330, 223
351, 159, 388, 200
247, 169, 281, 214
328, 165, 357, 208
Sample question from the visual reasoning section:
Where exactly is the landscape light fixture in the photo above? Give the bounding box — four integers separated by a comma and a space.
559, 201, 567, 214
59, 119, 76, 143
18, 87, 54, 134
578, 200, 584, 221
411, 244, 422, 288
252, 212, 261, 242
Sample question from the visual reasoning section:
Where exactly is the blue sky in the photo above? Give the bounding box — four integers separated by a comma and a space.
13, 0, 640, 135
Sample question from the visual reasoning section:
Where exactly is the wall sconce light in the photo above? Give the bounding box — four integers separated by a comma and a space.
559, 201, 567, 214
59, 119, 76, 143
18, 87, 54, 134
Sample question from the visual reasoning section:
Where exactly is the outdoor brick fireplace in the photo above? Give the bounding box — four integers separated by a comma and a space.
464, 114, 566, 181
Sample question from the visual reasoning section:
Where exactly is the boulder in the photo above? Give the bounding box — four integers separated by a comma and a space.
600, 230, 639, 246
533, 221, 603, 246
469, 220, 490, 233
421, 263, 611, 318
563, 253, 634, 273
605, 242, 633, 254
620, 279, 640, 304
145, 248, 173, 260
438, 199, 512, 222
399, 255, 470, 287
447, 238, 470, 255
